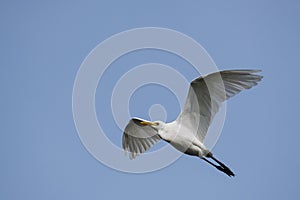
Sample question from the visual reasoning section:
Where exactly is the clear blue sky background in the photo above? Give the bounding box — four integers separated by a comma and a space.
1, 0, 300, 199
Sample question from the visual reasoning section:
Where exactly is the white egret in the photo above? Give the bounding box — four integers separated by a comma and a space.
122, 70, 262, 176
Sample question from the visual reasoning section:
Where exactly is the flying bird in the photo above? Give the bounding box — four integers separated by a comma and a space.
122, 70, 262, 177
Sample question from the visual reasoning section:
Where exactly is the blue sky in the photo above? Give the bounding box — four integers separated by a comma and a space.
1, 0, 300, 199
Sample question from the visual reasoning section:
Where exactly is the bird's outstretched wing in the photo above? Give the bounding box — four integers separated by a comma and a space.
177, 70, 263, 142
122, 118, 161, 159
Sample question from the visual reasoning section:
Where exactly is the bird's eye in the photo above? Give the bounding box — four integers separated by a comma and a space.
154, 122, 159, 126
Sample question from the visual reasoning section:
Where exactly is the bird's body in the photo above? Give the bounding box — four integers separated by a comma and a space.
158, 121, 209, 157
122, 70, 263, 177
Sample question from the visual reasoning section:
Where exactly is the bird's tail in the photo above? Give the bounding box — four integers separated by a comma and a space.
202, 155, 235, 177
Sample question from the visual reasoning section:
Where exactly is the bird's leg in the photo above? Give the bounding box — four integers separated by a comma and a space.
202, 153, 235, 177
202, 157, 229, 175
206, 151, 213, 158
206, 152, 232, 172
210, 156, 233, 173
202, 157, 218, 168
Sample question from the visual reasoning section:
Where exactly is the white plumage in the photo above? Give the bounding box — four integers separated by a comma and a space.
122, 70, 263, 176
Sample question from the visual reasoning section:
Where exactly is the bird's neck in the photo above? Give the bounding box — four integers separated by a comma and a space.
157, 122, 178, 143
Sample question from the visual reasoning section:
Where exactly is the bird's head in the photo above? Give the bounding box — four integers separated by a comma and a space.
140, 120, 165, 130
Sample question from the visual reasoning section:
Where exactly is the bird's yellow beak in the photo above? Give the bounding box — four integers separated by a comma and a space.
140, 121, 154, 125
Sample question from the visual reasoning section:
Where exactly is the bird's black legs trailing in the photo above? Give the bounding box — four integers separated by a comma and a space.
202, 155, 235, 177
